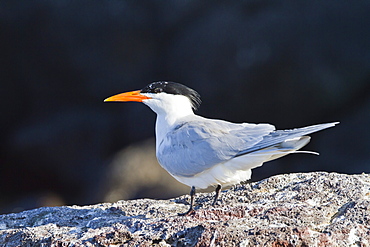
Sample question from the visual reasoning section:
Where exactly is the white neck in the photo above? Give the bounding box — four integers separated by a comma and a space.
142, 93, 195, 147
155, 109, 194, 145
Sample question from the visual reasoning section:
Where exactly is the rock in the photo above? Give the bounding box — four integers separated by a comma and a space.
0, 172, 369, 246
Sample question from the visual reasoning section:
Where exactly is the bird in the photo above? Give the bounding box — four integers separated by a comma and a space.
104, 81, 338, 215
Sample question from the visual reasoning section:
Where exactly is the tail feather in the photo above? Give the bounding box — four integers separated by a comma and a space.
236, 122, 339, 157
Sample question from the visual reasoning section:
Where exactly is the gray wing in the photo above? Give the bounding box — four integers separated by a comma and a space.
236, 122, 339, 156
157, 117, 275, 177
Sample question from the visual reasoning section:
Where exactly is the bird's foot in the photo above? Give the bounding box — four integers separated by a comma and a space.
178, 206, 195, 216
211, 184, 222, 207
211, 199, 219, 207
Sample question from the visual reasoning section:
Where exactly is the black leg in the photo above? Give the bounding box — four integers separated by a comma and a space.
212, 184, 222, 206
178, 186, 196, 216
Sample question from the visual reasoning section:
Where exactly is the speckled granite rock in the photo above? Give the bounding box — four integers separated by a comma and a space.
0, 172, 369, 246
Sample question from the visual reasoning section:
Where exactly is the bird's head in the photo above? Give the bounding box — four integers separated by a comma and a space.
104, 81, 201, 116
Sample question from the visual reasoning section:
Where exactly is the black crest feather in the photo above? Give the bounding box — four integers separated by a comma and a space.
140, 81, 201, 110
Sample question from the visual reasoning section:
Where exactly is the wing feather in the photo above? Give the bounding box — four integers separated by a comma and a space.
236, 122, 338, 156
157, 118, 338, 178
157, 116, 274, 177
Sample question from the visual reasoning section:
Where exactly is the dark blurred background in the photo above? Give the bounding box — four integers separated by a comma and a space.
1, 0, 369, 214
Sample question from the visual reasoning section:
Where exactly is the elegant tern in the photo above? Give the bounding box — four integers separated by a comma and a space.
105, 81, 338, 215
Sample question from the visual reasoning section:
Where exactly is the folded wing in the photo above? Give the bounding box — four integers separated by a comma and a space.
157, 116, 275, 177
157, 118, 338, 178
236, 122, 338, 156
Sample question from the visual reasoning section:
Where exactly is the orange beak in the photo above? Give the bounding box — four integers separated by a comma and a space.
104, 90, 151, 102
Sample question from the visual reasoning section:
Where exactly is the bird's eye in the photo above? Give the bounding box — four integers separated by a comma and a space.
154, 88, 163, 93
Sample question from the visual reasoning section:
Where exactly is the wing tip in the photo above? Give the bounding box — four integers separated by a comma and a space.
314, 121, 340, 130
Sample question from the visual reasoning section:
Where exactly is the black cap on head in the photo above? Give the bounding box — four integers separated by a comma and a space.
140, 81, 201, 110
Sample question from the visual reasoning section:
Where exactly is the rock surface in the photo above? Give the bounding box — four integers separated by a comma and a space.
0, 172, 369, 246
